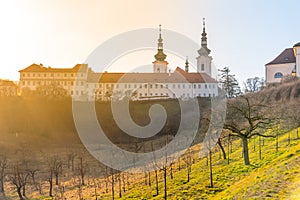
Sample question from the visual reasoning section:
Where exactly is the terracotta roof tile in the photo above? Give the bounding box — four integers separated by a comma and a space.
18, 64, 87, 72
87, 67, 217, 83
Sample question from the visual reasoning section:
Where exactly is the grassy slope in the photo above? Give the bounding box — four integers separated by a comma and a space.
112, 128, 300, 200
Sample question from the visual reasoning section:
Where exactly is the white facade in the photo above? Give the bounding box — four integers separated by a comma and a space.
266, 63, 295, 83
86, 80, 218, 101
197, 55, 212, 76
153, 60, 168, 73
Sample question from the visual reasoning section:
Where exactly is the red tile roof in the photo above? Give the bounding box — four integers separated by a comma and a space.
18, 63, 88, 72
87, 67, 217, 83
266, 48, 296, 65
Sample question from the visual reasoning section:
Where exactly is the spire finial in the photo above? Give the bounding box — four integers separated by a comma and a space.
198, 17, 211, 56
154, 24, 167, 61
159, 24, 161, 34
158, 24, 162, 41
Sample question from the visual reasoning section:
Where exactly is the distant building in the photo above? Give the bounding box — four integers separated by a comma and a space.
0, 79, 18, 96
18, 20, 219, 101
265, 42, 300, 83
18, 63, 89, 97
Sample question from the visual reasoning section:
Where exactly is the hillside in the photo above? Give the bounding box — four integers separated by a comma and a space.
1, 80, 300, 199
257, 79, 300, 102
92, 127, 300, 199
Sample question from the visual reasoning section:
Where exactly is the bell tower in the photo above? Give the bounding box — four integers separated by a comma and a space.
153, 25, 168, 73
197, 18, 213, 76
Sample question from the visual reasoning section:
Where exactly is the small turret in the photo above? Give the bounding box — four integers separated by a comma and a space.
185, 57, 189, 72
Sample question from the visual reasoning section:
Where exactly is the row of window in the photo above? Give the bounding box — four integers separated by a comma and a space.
22, 80, 85, 86
97, 83, 216, 90
94, 91, 216, 98
138, 93, 215, 98
22, 73, 85, 78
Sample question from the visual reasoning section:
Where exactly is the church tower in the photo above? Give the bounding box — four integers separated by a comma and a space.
153, 25, 168, 73
197, 18, 213, 76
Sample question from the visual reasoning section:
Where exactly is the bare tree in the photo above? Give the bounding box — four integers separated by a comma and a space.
8, 163, 30, 200
76, 156, 89, 186
243, 77, 264, 93
182, 149, 193, 182
47, 162, 54, 197
46, 155, 62, 197
0, 153, 7, 195
150, 142, 160, 196
224, 95, 275, 165
66, 146, 77, 172
52, 156, 63, 185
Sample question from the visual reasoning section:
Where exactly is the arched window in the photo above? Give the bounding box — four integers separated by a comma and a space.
274, 72, 283, 78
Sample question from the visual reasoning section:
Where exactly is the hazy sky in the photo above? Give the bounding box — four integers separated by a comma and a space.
1, 0, 300, 84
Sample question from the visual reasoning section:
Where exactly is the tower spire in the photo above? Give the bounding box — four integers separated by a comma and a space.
154, 24, 167, 61
198, 17, 211, 56
185, 56, 189, 72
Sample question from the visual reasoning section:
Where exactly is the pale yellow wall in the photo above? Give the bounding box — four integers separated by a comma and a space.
265, 63, 295, 83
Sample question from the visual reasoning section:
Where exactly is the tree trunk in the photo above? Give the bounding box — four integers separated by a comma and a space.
242, 137, 250, 165
217, 138, 226, 160
187, 169, 190, 182
148, 171, 151, 187
122, 173, 126, 192
155, 169, 159, 196
105, 177, 108, 193
276, 129, 279, 152
170, 163, 173, 180
22, 186, 26, 198
49, 179, 53, 197
209, 149, 213, 188
71, 159, 74, 171
144, 172, 147, 185
0, 178, 4, 194
118, 175, 122, 198
55, 175, 59, 185
81, 174, 85, 186
111, 174, 115, 200
17, 187, 24, 200
227, 135, 230, 164
259, 136, 262, 160
164, 168, 167, 200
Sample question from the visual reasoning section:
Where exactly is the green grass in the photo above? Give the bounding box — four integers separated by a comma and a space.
103, 128, 300, 199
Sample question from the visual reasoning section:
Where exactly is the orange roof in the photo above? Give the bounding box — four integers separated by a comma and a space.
0, 80, 17, 87
87, 67, 217, 83
18, 63, 88, 73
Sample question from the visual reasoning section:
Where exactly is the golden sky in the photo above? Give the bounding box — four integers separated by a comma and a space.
1, 0, 300, 83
